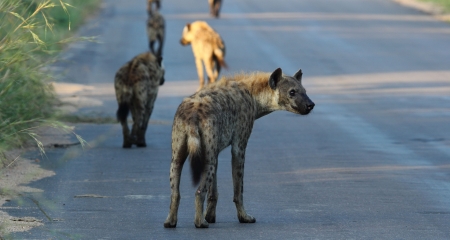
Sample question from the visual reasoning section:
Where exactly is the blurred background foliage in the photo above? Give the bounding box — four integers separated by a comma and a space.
420, 0, 450, 12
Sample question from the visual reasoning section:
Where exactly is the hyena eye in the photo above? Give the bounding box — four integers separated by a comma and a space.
289, 90, 296, 97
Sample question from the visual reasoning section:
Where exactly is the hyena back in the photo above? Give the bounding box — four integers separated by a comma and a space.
180, 21, 227, 90
114, 52, 165, 148
164, 68, 315, 228
147, 10, 165, 57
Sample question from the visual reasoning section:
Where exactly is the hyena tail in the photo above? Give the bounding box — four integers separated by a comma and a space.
213, 48, 228, 69
117, 103, 129, 123
116, 88, 133, 123
187, 124, 205, 185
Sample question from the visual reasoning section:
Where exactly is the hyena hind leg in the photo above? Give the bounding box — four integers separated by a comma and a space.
149, 41, 156, 56
194, 151, 217, 228
157, 35, 164, 57
205, 163, 218, 223
130, 103, 146, 147
136, 105, 152, 147
117, 103, 132, 148
164, 133, 188, 228
204, 58, 217, 84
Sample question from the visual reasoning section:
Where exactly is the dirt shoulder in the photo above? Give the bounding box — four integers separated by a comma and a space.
0, 152, 53, 235
0, 127, 79, 237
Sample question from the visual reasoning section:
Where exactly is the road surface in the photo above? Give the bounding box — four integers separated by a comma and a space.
5, 0, 450, 239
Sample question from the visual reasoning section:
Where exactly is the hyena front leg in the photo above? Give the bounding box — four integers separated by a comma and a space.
195, 58, 205, 90
205, 160, 218, 223
231, 144, 256, 223
164, 133, 188, 228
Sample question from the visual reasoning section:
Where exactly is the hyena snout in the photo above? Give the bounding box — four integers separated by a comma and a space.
305, 101, 315, 113
298, 94, 315, 115
180, 38, 189, 46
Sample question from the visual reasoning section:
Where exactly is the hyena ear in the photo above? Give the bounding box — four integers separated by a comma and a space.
186, 23, 191, 31
294, 69, 303, 82
269, 68, 282, 90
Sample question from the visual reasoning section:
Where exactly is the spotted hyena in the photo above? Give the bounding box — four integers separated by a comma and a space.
180, 21, 227, 90
208, 0, 222, 18
147, 0, 161, 13
164, 68, 315, 228
147, 10, 165, 57
114, 52, 165, 148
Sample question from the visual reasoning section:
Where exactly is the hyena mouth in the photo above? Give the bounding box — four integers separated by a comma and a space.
292, 104, 314, 115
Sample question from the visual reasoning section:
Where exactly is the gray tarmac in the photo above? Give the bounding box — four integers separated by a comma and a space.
5, 0, 450, 239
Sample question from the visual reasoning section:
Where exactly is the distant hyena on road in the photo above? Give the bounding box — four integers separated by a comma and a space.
164, 68, 315, 228
208, 0, 222, 18
147, 0, 161, 13
114, 52, 165, 148
180, 21, 227, 90
147, 10, 165, 57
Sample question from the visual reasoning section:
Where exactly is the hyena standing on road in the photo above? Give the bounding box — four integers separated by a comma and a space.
164, 68, 315, 228
208, 0, 222, 18
147, 0, 161, 13
114, 52, 165, 148
147, 10, 165, 57
180, 21, 227, 90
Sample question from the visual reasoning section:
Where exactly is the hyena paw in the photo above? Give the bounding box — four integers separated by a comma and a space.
163, 219, 177, 228
122, 142, 132, 148
194, 219, 209, 228
238, 214, 256, 223
136, 142, 147, 147
205, 214, 216, 223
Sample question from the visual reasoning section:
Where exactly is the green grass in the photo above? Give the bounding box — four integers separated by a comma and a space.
420, 0, 450, 13
0, 0, 99, 167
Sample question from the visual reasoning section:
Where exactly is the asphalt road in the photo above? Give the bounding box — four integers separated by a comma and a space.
5, 0, 450, 239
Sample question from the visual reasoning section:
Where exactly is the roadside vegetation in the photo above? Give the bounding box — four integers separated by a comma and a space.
420, 0, 450, 12
0, 0, 100, 168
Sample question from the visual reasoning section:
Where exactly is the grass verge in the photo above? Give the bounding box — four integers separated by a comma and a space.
419, 0, 450, 12
0, 0, 100, 168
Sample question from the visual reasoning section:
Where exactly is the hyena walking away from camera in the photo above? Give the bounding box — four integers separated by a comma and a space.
147, 0, 161, 13
180, 21, 227, 90
164, 68, 315, 228
208, 0, 222, 18
114, 52, 165, 148
147, 10, 165, 57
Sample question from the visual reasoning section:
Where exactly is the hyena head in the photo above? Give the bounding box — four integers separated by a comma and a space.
180, 23, 194, 46
269, 68, 315, 115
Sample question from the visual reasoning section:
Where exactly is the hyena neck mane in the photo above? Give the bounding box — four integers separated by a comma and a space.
223, 72, 280, 119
